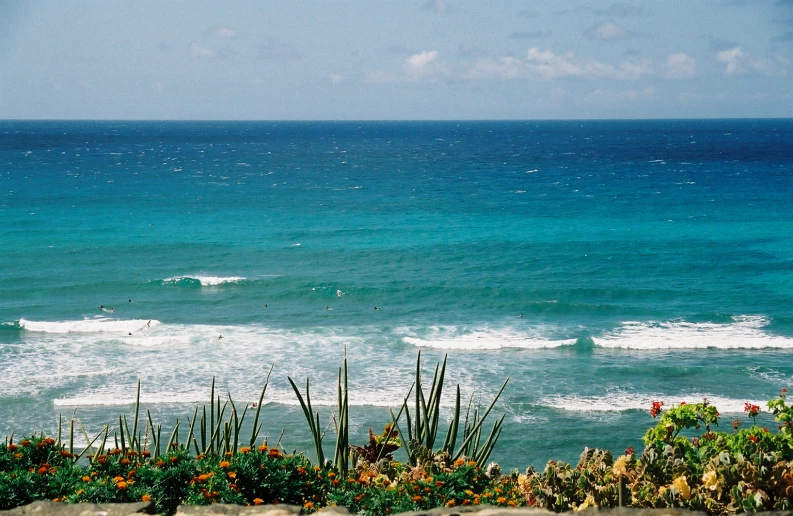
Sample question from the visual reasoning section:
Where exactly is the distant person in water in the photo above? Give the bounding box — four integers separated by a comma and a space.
146, 320, 151, 327
374, 306, 381, 310
218, 335, 223, 339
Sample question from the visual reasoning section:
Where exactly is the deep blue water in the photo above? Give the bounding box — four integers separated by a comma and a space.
1, 119, 793, 469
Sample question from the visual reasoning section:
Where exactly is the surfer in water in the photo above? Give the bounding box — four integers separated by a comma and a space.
146, 320, 151, 327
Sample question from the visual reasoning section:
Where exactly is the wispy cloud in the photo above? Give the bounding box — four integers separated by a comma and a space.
584, 21, 632, 41
586, 3, 650, 17
190, 42, 217, 60
716, 47, 788, 76
209, 25, 238, 39
664, 53, 696, 79
403, 50, 446, 82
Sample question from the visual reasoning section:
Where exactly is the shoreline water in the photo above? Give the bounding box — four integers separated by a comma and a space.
3, 119, 793, 469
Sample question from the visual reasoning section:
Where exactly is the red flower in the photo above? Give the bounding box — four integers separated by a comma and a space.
650, 401, 664, 418
748, 435, 759, 443
624, 446, 635, 455
745, 402, 761, 423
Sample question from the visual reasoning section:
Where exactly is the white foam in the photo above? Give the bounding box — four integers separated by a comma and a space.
401, 325, 575, 350
54, 391, 207, 407
542, 393, 768, 414
594, 316, 793, 349
19, 318, 161, 334
163, 275, 246, 286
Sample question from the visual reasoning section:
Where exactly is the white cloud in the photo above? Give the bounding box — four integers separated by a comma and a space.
329, 73, 344, 85
716, 47, 746, 74
584, 21, 631, 41
403, 50, 445, 82
523, 47, 651, 80
664, 52, 696, 79
212, 26, 237, 39
716, 47, 787, 76
190, 42, 217, 60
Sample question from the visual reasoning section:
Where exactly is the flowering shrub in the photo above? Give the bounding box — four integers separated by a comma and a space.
3, 390, 793, 513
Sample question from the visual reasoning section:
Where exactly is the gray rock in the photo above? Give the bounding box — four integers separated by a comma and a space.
0, 501, 156, 515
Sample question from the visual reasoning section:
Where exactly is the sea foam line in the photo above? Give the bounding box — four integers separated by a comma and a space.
541, 394, 768, 414
594, 315, 793, 349
400, 325, 575, 350
161, 275, 246, 286
18, 318, 161, 334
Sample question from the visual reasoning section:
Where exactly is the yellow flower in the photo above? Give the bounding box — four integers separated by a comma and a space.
658, 486, 667, 497
702, 470, 719, 491
672, 476, 691, 500
613, 455, 629, 478
576, 494, 597, 511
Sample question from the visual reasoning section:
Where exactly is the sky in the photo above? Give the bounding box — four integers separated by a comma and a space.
1, 1, 792, 120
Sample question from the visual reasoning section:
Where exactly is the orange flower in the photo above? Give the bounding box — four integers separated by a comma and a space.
120, 458, 131, 465
169, 456, 179, 463
468, 460, 477, 467
7, 444, 17, 452
116, 481, 128, 490
258, 445, 268, 453
13, 453, 22, 459
354, 493, 365, 502
446, 500, 456, 508
412, 495, 422, 502
37, 466, 49, 475
454, 458, 465, 467
253, 498, 264, 505
332, 479, 340, 486
239, 446, 251, 453
82, 476, 91, 482
109, 448, 122, 455
60, 450, 73, 458
113, 476, 125, 483
19, 440, 31, 446
227, 471, 237, 479
156, 460, 166, 467
508, 500, 517, 507
268, 448, 281, 458
141, 450, 151, 457
304, 502, 314, 510
141, 494, 151, 502
497, 496, 507, 504
219, 460, 230, 469
328, 471, 336, 478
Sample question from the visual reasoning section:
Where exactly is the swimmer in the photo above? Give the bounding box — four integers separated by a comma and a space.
262, 304, 268, 308
128, 299, 132, 303
519, 313, 523, 318
325, 305, 330, 310
374, 306, 381, 310
146, 320, 151, 327
336, 289, 342, 297
100, 305, 104, 309
218, 335, 223, 339
128, 332, 132, 336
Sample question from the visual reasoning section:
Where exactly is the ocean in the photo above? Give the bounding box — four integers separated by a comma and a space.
1, 119, 792, 470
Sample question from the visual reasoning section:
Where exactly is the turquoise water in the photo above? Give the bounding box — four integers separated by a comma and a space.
2, 120, 793, 469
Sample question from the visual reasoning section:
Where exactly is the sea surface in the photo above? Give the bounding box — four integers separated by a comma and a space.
2, 119, 793, 469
